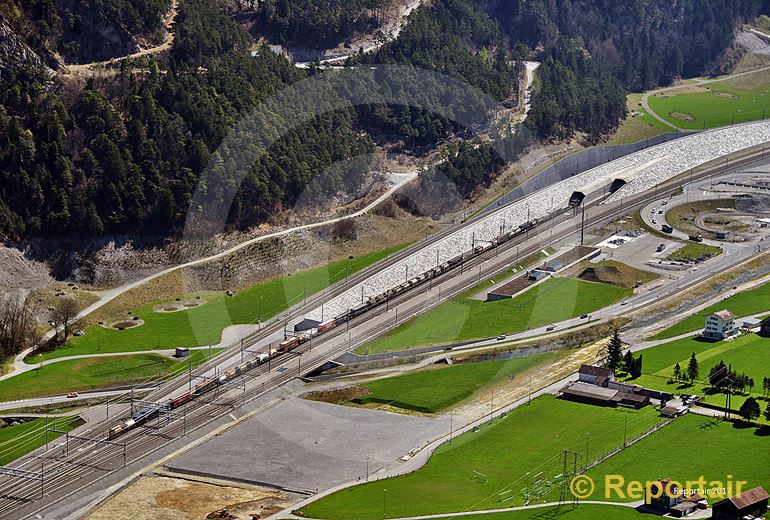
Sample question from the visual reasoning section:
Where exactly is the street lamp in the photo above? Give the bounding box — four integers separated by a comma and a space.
366, 456, 370, 481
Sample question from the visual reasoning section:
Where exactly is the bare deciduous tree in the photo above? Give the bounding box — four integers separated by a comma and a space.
51, 297, 79, 343
0, 294, 40, 360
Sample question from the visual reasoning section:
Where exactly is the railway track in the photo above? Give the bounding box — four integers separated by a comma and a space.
1, 145, 768, 518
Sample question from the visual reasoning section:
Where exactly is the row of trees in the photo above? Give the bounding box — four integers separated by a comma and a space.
738, 397, 770, 423
0, 295, 76, 361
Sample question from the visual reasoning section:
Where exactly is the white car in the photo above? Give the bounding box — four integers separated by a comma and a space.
546, 324, 557, 331
620, 301, 628, 306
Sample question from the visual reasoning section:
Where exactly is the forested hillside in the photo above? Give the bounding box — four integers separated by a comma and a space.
0, 0, 766, 241
238, 0, 390, 48
0, 0, 172, 65
484, 0, 767, 91
0, 0, 374, 239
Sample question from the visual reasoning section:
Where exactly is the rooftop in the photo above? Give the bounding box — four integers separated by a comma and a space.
728, 486, 769, 509
713, 309, 736, 320
578, 365, 613, 378
559, 381, 619, 401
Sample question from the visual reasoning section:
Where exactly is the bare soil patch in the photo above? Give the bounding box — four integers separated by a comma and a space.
303, 385, 371, 404
669, 111, 696, 122
154, 298, 206, 313
713, 91, 738, 98
85, 475, 289, 520
100, 316, 145, 330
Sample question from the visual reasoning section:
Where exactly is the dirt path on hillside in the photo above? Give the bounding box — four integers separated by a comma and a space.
62, 0, 178, 77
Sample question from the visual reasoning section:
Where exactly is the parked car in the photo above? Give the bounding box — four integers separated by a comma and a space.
662, 200, 668, 205
656, 244, 666, 252
652, 218, 657, 224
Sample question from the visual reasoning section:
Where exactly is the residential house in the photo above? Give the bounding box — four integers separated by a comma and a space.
703, 310, 738, 340
578, 365, 615, 387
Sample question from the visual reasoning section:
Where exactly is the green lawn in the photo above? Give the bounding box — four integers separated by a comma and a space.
31, 244, 408, 362
587, 413, 770, 502
358, 277, 631, 354
0, 351, 220, 401
647, 81, 770, 129
433, 506, 644, 520
628, 333, 770, 417
651, 279, 770, 339
0, 416, 82, 465
298, 396, 663, 519
353, 352, 559, 413
666, 242, 722, 262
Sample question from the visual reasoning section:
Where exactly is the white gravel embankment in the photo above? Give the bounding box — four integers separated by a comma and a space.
305, 121, 770, 321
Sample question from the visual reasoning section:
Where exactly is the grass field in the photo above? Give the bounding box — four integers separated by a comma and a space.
0, 351, 219, 401
30, 244, 408, 362
666, 242, 722, 262
626, 333, 770, 416
352, 352, 559, 413
587, 413, 770, 502
651, 279, 770, 339
646, 80, 770, 130
357, 277, 630, 355
412, 505, 644, 520
297, 396, 663, 519
0, 416, 82, 465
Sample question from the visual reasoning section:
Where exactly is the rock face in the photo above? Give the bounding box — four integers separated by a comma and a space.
0, 17, 53, 76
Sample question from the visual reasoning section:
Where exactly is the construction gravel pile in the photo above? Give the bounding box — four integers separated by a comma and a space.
305, 121, 770, 321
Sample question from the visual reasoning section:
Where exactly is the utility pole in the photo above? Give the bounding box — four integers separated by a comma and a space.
580, 202, 586, 245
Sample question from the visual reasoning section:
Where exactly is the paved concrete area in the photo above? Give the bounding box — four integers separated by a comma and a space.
167, 397, 450, 493
600, 232, 685, 274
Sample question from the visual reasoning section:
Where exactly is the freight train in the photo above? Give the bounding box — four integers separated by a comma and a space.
107, 218, 540, 439
107, 351, 272, 438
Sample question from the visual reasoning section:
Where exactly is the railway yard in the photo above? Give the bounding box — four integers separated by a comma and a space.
1, 123, 770, 520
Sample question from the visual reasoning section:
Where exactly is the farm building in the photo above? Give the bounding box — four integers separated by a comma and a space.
712, 486, 769, 520
760, 317, 770, 337
558, 381, 650, 409
703, 310, 738, 340
578, 365, 615, 387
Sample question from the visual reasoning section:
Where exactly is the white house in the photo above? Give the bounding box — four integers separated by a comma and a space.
703, 309, 737, 340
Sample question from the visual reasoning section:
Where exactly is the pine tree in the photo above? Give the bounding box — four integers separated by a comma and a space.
739, 397, 761, 422
606, 329, 623, 371
687, 353, 699, 383
673, 363, 681, 382
764, 401, 770, 423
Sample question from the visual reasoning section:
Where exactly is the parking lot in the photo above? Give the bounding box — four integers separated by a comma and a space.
167, 396, 450, 493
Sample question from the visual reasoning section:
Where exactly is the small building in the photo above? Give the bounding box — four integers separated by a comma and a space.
742, 317, 763, 330
614, 392, 650, 409
578, 365, 615, 387
541, 261, 564, 272
712, 486, 769, 520
175, 347, 189, 358
528, 270, 549, 281
703, 310, 738, 340
760, 317, 770, 337
661, 404, 689, 418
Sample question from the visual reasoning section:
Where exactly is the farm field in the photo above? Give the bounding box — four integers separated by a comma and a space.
586, 413, 770, 501
646, 80, 770, 130
0, 416, 82, 465
29, 244, 408, 362
651, 279, 770, 339
357, 277, 630, 355
351, 351, 559, 413
297, 396, 663, 519
0, 351, 219, 402
626, 333, 770, 417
